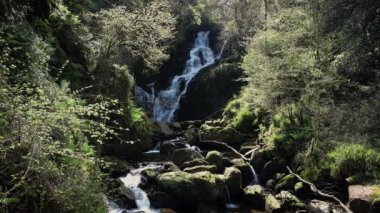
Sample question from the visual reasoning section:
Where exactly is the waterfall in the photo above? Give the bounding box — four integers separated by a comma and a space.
248, 164, 260, 185
134, 86, 153, 114
117, 165, 162, 213
151, 31, 217, 122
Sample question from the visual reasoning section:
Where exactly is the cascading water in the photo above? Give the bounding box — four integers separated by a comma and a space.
112, 165, 162, 213
248, 164, 260, 185
148, 31, 220, 122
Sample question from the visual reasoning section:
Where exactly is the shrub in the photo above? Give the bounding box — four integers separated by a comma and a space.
327, 144, 380, 182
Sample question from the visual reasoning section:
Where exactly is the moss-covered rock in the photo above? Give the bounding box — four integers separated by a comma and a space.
265, 194, 283, 213
157, 171, 226, 209
184, 128, 200, 145
172, 148, 205, 168
224, 167, 242, 197
181, 158, 209, 170
275, 191, 305, 210
275, 174, 297, 192
243, 185, 266, 207
206, 151, 224, 172
231, 158, 255, 186
163, 162, 180, 172
200, 124, 245, 145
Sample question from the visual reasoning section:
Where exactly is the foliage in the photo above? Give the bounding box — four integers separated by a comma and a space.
327, 144, 380, 182
266, 104, 313, 161
93, 0, 176, 71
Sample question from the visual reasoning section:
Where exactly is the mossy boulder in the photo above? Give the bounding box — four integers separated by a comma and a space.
275, 191, 305, 210
224, 167, 242, 197
200, 124, 245, 145
265, 194, 283, 213
275, 174, 298, 192
181, 158, 209, 170
231, 158, 255, 186
206, 151, 224, 172
162, 162, 180, 172
157, 171, 226, 209
243, 185, 266, 207
172, 148, 204, 168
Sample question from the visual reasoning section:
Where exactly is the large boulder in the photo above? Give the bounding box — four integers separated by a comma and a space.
275, 190, 305, 210
172, 148, 204, 168
265, 194, 283, 213
224, 167, 242, 197
243, 185, 266, 208
348, 185, 380, 213
206, 151, 224, 172
200, 124, 245, 145
231, 158, 256, 186
157, 171, 226, 209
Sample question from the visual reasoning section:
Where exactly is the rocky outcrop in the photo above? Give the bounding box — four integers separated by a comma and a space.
177, 63, 244, 121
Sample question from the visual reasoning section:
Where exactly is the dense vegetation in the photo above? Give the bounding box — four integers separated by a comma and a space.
0, 0, 379, 212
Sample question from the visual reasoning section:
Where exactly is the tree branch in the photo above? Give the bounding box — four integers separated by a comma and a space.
286, 166, 352, 213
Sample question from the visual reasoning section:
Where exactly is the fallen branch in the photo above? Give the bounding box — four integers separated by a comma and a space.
286, 166, 352, 213
199, 140, 250, 162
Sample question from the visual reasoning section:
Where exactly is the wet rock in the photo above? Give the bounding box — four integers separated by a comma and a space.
160, 142, 178, 155
141, 169, 159, 185
275, 190, 305, 210
265, 194, 283, 213
184, 165, 217, 173
206, 151, 224, 172
149, 191, 171, 208
200, 124, 245, 145
348, 185, 380, 213
243, 185, 266, 208
157, 171, 226, 209
172, 148, 205, 168
184, 128, 200, 145
224, 167, 242, 197
275, 174, 297, 192
181, 159, 209, 169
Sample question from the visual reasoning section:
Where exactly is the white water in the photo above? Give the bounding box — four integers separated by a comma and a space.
248, 164, 260, 185
152, 31, 217, 122
113, 165, 162, 213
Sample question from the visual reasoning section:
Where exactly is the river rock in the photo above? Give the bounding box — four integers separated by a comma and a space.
141, 168, 159, 185
172, 148, 205, 168
275, 174, 297, 192
348, 185, 380, 213
184, 165, 217, 173
265, 194, 283, 213
243, 185, 266, 208
275, 190, 305, 210
184, 128, 199, 145
224, 167, 242, 197
200, 124, 245, 145
206, 151, 224, 172
157, 171, 226, 209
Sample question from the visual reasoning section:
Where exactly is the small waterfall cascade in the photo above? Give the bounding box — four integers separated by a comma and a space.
224, 185, 239, 209
248, 164, 260, 185
152, 31, 216, 122
116, 165, 162, 213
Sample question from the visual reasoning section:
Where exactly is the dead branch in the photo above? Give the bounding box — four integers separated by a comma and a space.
286, 166, 352, 213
